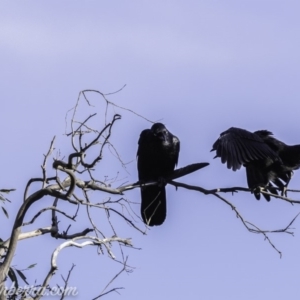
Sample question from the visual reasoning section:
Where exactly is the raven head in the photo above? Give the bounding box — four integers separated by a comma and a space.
151, 123, 171, 145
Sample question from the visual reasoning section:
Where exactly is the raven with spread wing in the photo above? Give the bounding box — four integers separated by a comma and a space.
211, 127, 300, 200
137, 123, 180, 226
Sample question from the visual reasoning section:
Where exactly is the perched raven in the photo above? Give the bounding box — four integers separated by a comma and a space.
137, 123, 180, 226
211, 127, 300, 200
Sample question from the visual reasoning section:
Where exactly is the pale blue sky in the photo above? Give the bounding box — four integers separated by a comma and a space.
1, 1, 300, 299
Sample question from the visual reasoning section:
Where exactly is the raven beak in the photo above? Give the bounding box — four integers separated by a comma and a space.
161, 134, 168, 142
157, 131, 168, 142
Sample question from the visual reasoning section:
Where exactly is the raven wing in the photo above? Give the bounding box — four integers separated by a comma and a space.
211, 127, 280, 171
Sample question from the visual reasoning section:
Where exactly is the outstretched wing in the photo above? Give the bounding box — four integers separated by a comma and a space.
211, 127, 280, 171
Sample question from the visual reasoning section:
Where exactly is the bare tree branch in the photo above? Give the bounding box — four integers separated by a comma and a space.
59, 264, 76, 300
3, 89, 300, 300
92, 257, 129, 299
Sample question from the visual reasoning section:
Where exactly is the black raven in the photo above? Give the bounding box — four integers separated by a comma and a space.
137, 123, 180, 226
211, 127, 300, 200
